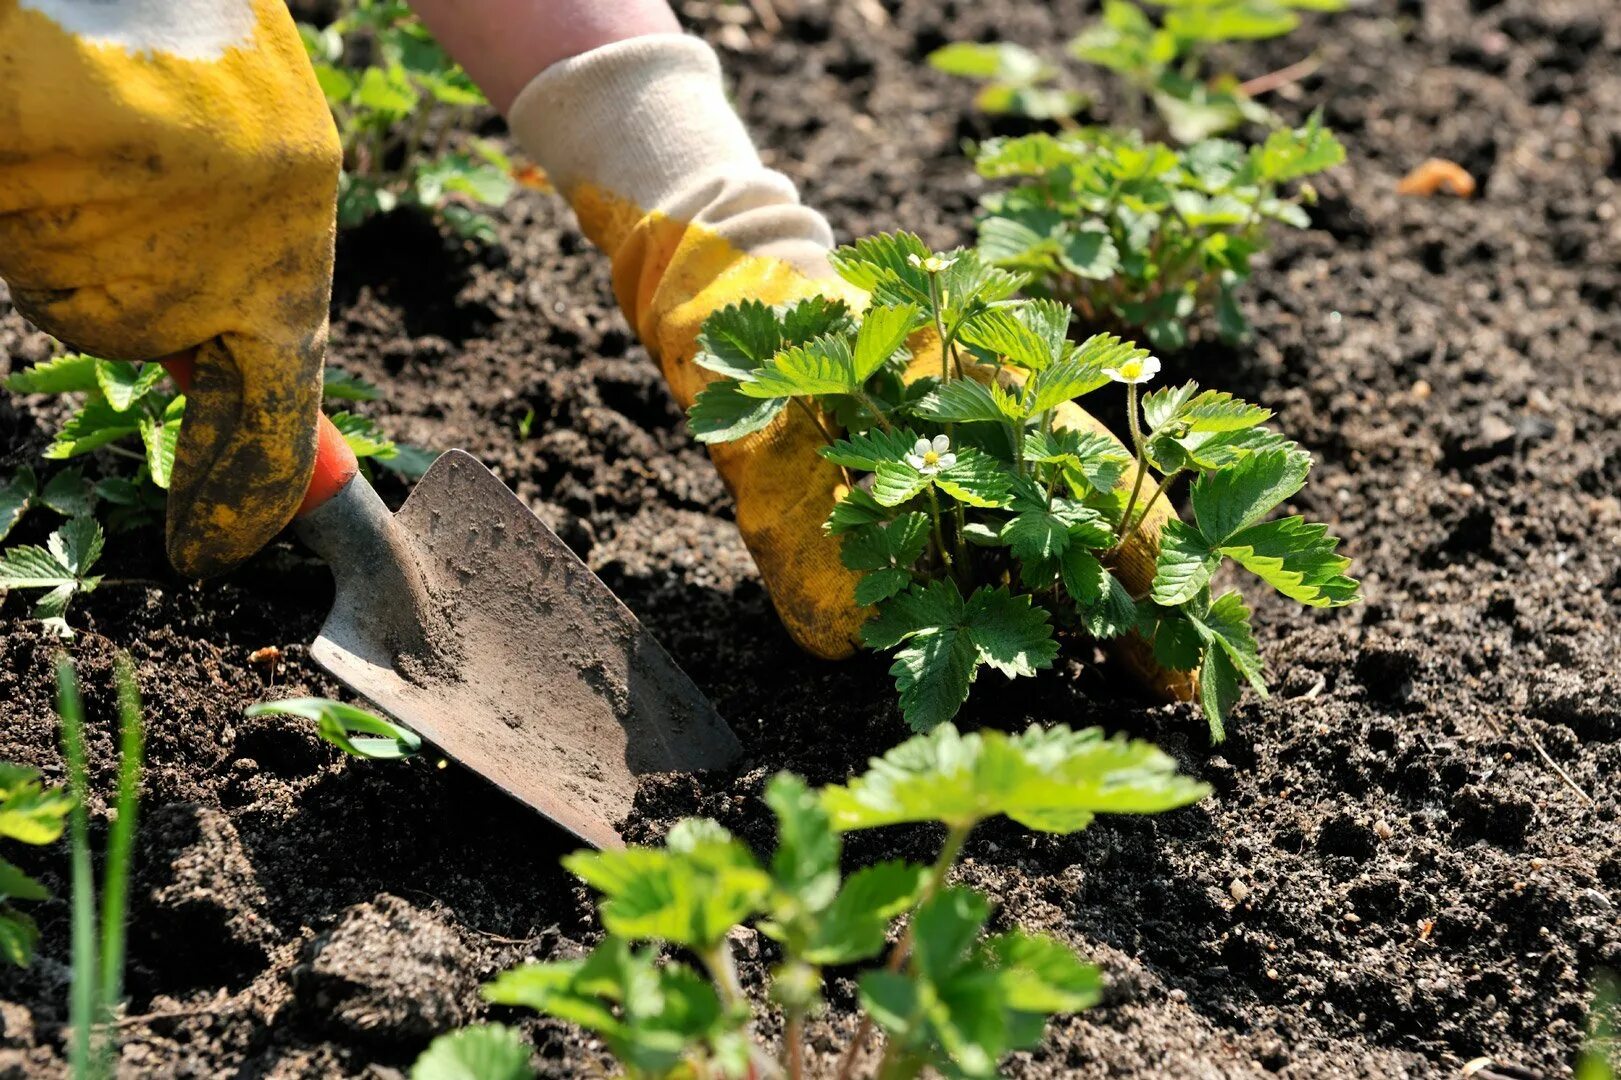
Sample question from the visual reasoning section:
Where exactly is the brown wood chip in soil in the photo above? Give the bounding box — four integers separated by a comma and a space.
3, 0, 1620, 1076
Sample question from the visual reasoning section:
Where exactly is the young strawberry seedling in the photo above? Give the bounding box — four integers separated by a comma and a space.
972, 113, 1343, 350
0, 760, 73, 967
931, 0, 1341, 143
689, 232, 1358, 740
447, 723, 1208, 1080
299, 0, 514, 241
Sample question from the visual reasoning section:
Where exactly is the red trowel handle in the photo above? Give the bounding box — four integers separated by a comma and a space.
160, 353, 359, 517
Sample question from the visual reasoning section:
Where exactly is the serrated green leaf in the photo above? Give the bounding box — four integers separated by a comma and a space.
139, 412, 181, 490
1060, 548, 1137, 639
1192, 446, 1312, 544
5, 353, 100, 395
45, 397, 143, 459
820, 427, 919, 471
854, 568, 913, 607
821, 722, 1209, 833
872, 460, 930, 507
830, 232, 934, 301
738, 335, 859, 399
963, 586, 1059, 678
0, 858, 46, 904
39, 468, 93, 517
1149, 609, 1205, 672
800, 860, 927, 966
410, 1024, 534, 1080
1059, 226, 1122, 280
694, 300, 784, 379
912, 379, 1024, 425
688, 380, 787, 444
329, 411, 398, 460
935, 448, 1012, 508
1030, 335, 1141, 413
927, 41, 1047, 84
245, 697, 422, 760
1253, 110, 1345, 183
764, 773, 840, 910
1025, 430, 1131, 496
0, 469, 36, 543
1187, 590, 1267, 697
0, 765, 72, 846
959, 305, 1069, 372
94, 360, 165, 412
988, 931, 1103, 1014
1150, 518, 1222, 606
1219, 516, 1359, 607
826, 488, 892, 534
564, 821, 771, 951
889, 629, 980, 732
0, 909, 39, 967
323, 366, 381, 402
854, 303, 921, 382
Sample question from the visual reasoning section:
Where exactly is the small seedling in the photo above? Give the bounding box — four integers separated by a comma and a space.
448, 723, 1207, 1079
299, 0, 514, 240
972, 114, 1344, 350
56, 653, 144, 1080
2, 354, 430, 635
687, 232, 1357, 741
933, 0, 1342, 143
412, 1024, 534, 1080
246, 697, 422, 761
0, 516, 105, 638
925, 41, 1087, 121
0, 761, 73, 967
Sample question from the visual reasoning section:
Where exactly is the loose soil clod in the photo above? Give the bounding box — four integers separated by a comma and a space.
2, 0, 1620, 1077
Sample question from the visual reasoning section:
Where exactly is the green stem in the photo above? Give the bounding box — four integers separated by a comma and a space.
1116, 468, 1182, 553
791, 399, 852, 487
834, 823, 974, 1080
858, 391, 896, 434
1116, 382, 1150, 543
925, 486, 954, 580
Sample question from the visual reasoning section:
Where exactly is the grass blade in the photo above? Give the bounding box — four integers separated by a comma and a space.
98, 654, 142, 1022
55, 656, 98, 1079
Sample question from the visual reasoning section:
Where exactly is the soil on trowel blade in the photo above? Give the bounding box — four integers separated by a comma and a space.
2, 0, 1619, 1076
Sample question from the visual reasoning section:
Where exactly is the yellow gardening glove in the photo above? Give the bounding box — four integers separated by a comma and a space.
0, 0, 341, 577
513, 34, 1193, 702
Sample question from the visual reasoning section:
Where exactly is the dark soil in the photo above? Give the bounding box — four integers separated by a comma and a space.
3, 0, 1621, 1076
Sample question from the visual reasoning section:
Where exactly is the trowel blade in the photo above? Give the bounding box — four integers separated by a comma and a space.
297, 449, 741, 849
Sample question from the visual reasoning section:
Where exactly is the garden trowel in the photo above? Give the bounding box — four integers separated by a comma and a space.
166, 360, 742, 850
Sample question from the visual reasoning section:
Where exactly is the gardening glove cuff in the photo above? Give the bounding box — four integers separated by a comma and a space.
510, 33, 868, 659
0, 0, 340, 578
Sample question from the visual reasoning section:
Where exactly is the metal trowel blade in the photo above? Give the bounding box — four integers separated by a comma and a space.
294, 449, 741, 849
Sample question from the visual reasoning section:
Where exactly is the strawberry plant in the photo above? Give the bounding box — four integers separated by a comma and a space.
0, 760, 73, 967
247, 698, 422, 761
449, 723, 1208, 1079
688, 233, 1358, 740
971, 114, 1343, 350
930, 0, 1342, 143
298, 0, 514, 241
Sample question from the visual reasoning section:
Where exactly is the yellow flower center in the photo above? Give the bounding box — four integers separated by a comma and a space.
1118, 359, 1144, 380
922, 450, 941, 467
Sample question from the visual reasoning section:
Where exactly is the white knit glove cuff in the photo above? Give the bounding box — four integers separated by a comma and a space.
507, 34, 836, 275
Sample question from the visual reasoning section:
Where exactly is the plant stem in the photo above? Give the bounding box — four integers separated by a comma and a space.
832, 823, 973, 1080
1115, 468, 1182, 553
858, 391, 896, 434
791, 399, 853, 487
1115, 382, 1150, 542
925, 486, 954, 580
786, 1013, 805, 1080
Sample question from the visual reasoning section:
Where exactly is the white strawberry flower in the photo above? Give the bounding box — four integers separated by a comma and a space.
906, 434, 956, 476
906, 252, 957, 274
1103, 354, 1162, 385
